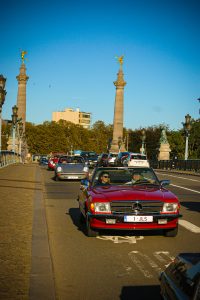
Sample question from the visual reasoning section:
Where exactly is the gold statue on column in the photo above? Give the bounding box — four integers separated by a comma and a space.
21, 50, 27, 63
115, 55, 124, 68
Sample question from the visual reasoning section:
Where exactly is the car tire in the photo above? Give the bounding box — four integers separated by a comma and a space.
86, 216, 98, 237
55, 175, 60, 181
164, 226, 178, 237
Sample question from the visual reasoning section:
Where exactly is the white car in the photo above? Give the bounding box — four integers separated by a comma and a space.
107, 153, 118, 166
122, 153, 150, 167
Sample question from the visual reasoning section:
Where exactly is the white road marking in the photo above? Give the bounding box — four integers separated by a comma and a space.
128, 251, 175, 279
170, 183, 200, 194
128, 251, 153, 278
96, 235, 144, 244
153, 251, 175, 262
156, 172, 200, 182
179, 220, 200, 233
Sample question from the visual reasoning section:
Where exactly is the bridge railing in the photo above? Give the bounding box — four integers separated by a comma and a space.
0, 151, 20, 168
150, 159, 200, 173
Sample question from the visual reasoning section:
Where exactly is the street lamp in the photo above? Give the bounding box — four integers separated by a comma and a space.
12, 105, 19, 153
18, 121, 23, 162
0, 75, 7, 152
183, 114, 191, 160
141, 129, 146, 154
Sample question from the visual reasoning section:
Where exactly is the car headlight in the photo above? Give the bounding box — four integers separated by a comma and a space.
56, 166, 62, 172
93, 202, 111, 213
162, 203, 178, 213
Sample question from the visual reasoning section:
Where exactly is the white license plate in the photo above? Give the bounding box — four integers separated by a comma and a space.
68, 176, 78, 179
124, 215, 153, 222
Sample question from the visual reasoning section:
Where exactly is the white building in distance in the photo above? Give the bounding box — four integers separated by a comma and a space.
52, 107, 91, 129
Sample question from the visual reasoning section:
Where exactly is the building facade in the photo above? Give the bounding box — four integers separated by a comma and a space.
52, 108, 91, 129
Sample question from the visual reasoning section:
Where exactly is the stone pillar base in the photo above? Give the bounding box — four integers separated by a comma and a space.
109, 141, 126, 153
158, 143, 171, 160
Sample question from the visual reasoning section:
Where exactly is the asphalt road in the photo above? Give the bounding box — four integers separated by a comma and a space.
41, 167, 200, 300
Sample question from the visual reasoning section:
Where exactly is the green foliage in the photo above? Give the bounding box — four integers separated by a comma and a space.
3, 119, 198, 160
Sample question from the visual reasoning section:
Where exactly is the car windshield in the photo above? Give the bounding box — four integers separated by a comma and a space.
92, 168, 159, 186
59, 156, 84, 164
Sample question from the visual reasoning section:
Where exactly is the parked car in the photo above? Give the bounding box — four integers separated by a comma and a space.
97, 153, 109, 167
114, 151, 130, 166
159, 252, 200, 300
122, 152, 150, 167
54, 155, 86, 181
106, 152, 118, 166
78, 166, 182, 237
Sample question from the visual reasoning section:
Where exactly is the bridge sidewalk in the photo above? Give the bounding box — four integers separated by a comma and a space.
0, 163, 55, 300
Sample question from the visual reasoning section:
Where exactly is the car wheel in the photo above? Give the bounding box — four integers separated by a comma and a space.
55, 175, 60, 181
164, 226, 178, 237
86, 216, 98, 237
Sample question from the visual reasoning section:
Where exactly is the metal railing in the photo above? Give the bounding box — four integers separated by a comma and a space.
150, 159, 200, 173
0, 150, 20, 168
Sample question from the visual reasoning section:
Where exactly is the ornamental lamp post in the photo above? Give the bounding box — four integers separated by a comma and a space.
183, 114, 191, 160
141, 129, 146, 155
18, 121, 23, 162
0, 75, 7, 152
12, 105, 19, 153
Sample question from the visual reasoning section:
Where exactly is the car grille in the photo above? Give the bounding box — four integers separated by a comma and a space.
111, 201, 163, 215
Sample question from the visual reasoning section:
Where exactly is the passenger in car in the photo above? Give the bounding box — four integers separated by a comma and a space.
126, 172, 154, 185
125, 172, 144, 184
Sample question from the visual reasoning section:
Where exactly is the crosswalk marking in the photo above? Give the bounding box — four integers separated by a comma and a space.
128, 251, 174, 279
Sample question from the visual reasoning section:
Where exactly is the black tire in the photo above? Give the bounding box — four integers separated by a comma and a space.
55, 175, 60, 181
164, 226, 178, 237
86, 216, 98, 237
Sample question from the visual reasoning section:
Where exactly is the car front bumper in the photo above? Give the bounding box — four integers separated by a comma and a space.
56, 173, 85, 180
87, 212, 182, 230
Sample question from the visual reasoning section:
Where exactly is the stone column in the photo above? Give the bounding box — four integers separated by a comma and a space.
16, 62, 29, 131
158, 128, 171, 160
109, 59, 126, 153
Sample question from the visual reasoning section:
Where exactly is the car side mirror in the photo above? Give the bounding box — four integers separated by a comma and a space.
160, 180, 170, 187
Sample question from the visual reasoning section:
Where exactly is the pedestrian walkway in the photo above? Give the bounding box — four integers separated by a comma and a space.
0, 163, 55, 300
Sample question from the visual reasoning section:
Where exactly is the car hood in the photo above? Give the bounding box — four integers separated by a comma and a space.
90, 185, 178, 202
57, 163, 85, 172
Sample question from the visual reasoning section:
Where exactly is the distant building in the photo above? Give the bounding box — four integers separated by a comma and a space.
52, 107, 91, 129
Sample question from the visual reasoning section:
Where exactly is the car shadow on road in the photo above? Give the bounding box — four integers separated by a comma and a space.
120, 285, 160, 300
68, 208, 165, 238
180, 201, 200, 213
68, 207, 88, 236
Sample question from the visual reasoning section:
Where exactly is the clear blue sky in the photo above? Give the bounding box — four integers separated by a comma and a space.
1, 0, 200, 130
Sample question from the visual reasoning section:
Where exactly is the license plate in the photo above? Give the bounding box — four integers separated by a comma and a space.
68, 176, 78, 179
124, 215, 153, 222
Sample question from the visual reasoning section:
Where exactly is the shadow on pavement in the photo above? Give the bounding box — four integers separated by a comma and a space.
120, 285, 161, 300
180, 201, 200, 213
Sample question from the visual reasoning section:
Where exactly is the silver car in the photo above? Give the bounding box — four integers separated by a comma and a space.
54, 155, 86, 181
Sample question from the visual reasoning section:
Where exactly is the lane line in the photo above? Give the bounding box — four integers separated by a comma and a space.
170, 183, 200, 194
179, 220, 200, 233
156, 172, 200, 182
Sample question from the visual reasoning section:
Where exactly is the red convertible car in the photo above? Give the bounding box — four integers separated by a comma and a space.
78, 167, 182, 237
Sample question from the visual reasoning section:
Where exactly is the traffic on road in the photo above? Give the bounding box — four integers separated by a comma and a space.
39, 158, 200, 300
